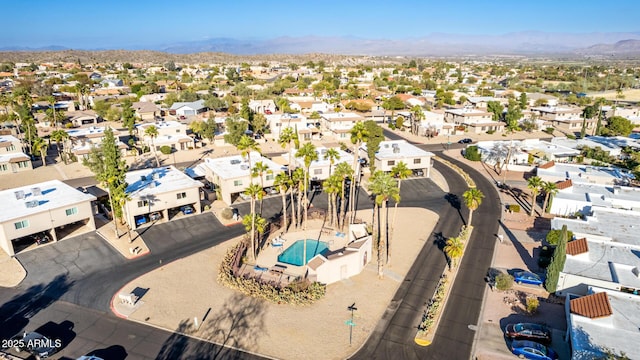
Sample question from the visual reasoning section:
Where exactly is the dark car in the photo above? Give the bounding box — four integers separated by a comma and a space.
180, 205, 194, 215
510, 340, 558, 360
11, 331, 60, 359
505, 323, 552, 343
458, 138, 473, 144
514, 271, 544, 286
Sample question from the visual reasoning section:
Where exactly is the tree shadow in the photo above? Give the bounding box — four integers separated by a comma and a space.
155, 293, 267, 360
0, 274, 74, 341
81, 345, 128, 360
498, 220, 539, 272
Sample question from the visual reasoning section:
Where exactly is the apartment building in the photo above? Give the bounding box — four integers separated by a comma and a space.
137, 120, 195, 151
0, 135, 32, 175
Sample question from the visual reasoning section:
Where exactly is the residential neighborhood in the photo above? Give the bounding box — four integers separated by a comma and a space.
2, 13, 640, 360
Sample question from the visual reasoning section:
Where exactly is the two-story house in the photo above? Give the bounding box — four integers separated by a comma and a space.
199, 152, 283, 205
320, 112, 365, 140
444, 107, 504, 134
361, 140, 434, 177
0, 135, 32, 175
64, 127, 128, 160
284, 147, 354, 183
268, 113, 320, 141
137, 120, 194, 151
122, 166, 202, 229
532, 106, 593, 135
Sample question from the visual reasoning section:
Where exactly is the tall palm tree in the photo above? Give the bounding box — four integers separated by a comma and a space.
50, 129, 69, 164
237, 134, 260, 185
462, 188, 484, 226
541, 180, 558, 214
410, 105, 425, 135
242, 213, 267, 254
291, 167, 305, 229
273, 172, 292, 231
348, 121, 369, 223
527, 176, 543, 216
324, 147, 340, 177
278, 127, 296, 176
144, 125, 161, 167
335, 162, 353, 229
32, 137, 48, 167
323, 174, 341, 227
47, 96, 59, 128
252, 161, 270, 215
390, 161, 412, 233
368, 171, 400, 277
244, 183, 264, 262
444, 236, 464, 268
295, 142, 318, 230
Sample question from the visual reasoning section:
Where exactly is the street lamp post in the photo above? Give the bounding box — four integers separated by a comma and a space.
447, 134, 451, 151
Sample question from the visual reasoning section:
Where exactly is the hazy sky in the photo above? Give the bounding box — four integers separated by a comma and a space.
3, 0, 639, 48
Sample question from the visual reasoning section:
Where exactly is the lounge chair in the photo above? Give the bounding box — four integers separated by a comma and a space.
254, 265, 269, 272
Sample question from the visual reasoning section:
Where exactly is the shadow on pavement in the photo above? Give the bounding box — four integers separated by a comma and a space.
80, 345, 128, 360
0, 274, 74, 341
155, 293, 267, 360
499, 220, 539, 272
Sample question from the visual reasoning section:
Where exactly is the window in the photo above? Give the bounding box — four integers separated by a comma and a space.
413, 158, 421, 164
266, 174, 274, 181
177, 192, 186, 199
14, 220, 29, 230
388, 160, 395, 166
65, 207, 78, 216
234, 180, 243, 186
314, 169, 322, 175
0, 164, 6, 171
7, 145, 15, 151
176, 129, 180, 133
18, 161, 29, 168
137, 200, 148, 208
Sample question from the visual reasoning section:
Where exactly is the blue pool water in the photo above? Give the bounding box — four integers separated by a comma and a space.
277, 239, 329, 266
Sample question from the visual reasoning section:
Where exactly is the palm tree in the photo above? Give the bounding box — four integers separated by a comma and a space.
335, 162, 353, 229
291, 167, 305, 229
252, 161, 270, 215
462, 188, 484, 226
273, 172, 291, 231
242, 213, 267, 253
32, 137, 48, 167
324, 147, 340, 177
47, 96, 59, 128
444, 236, 464, 268
527, 176, 543, 216
368, 171, 400, 276
295, 142, 318, 230
323, 174, 341, 227
278, 127, 297, 176
390, 161, 412, 233
144, 125, 161, 167
348, 121, 369, 223
244, 183, 264, 262
541, 180, 558, 214
237, 134, 260, 185
410, 105, 425, 135
50, 129, 69, 164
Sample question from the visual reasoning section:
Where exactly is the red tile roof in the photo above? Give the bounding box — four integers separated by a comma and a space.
538, 160, 555, 169
556, 179, 573, 190
570, 292, 613, 319
567, 238, 589, 256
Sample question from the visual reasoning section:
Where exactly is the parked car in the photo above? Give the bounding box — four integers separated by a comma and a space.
149, 212, 161, 221
10, 331, 60, 359
264, 109, 272, 114
458, 138, 473, 144
510, 340, 558, 360
412, 169, 424, 176
513, 271, 544, 286
180, 205, 194, 215
505, 323, 552, 343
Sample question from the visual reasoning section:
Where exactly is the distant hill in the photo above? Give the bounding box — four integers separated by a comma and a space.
577, 39, 640, 55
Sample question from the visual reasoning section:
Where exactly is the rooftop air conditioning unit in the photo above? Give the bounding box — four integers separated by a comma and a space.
25, 200, 39, 208
393, 147, 400, 154
241, 164, 250, 170
14, 190, 25, 200
32, 187, 42, 196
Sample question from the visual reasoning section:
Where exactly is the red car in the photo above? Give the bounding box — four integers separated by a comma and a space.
264, 109, 273, 114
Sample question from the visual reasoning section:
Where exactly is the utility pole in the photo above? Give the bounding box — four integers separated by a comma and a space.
346, 303, 358, 346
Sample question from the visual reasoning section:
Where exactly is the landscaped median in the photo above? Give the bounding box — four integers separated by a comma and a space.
415, 225, 474, 346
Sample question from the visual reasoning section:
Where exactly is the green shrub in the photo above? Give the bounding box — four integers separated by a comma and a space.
543, 127, 555, 135
495, 273, 514, 291
526, 297, 540, 314
486, 129, 495, 135
463, 145, 482, 161
160, 145, 172, 155
546, 229, 573, 245
566, 134, 576, 140
508, 204, 521, 213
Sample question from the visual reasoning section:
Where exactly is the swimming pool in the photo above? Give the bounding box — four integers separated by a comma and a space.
277, 239, 329, 266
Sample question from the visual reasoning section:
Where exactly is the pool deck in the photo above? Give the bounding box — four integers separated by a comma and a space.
254, 221, 352, 277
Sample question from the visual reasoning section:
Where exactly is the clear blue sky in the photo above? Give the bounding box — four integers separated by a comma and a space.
3, 0, 639, 49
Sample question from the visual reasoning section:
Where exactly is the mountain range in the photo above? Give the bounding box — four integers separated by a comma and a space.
2, 31, 640, 57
